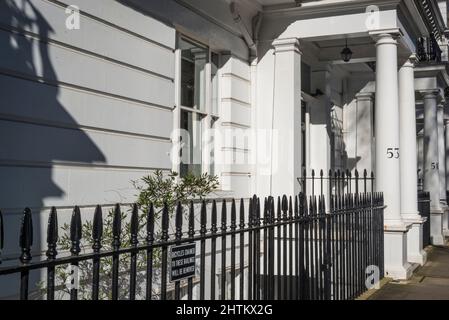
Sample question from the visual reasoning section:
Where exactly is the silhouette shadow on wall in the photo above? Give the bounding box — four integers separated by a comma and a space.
0, 0, 105, 297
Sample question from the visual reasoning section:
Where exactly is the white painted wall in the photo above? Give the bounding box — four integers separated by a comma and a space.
0, 0, 255, 264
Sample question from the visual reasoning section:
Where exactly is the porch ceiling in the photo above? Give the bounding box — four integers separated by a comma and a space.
304, 36, 377, 64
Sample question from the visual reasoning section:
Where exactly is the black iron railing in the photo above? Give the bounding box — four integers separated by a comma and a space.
417, 36, 442, 63
0, 192, 384, 301
298, 169, 375, 198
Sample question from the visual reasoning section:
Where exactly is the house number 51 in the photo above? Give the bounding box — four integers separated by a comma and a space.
431, 162, 439, 170
387, 148, 400, 159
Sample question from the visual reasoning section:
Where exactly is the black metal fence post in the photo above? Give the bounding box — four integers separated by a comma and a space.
130, 203, 139, 300
92, 205, 103, 300
187, 201, 195, 300
160, 204, 169, 300
174, 202, 183, 300
146, 204, 155, 300
210, 200, 217, 300
221, 200, 227, 300
46, 207, 58, 301
70, 206, 82, 301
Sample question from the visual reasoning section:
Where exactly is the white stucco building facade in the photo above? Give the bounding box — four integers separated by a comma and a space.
1, 0, 449, 281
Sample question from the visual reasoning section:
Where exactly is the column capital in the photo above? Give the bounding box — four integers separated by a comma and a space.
369, 28, 402, 45
191, 47, 208, 60
419, 89, 440, 100
355, 92, 374, 102
272, 38, 301, 54
401, 54, 418, 68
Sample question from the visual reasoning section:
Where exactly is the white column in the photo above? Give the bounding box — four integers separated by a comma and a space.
355, 92, 374, 173
438, 104, 449, 237
437, 104, 447, 206
444, 118, 449, 236
446, 119, 449, 192
310, 64, 332, 205
398, 57, 427, 265
422, 89, 445, 245
271, 38, 302, 196
372, 31, 412, 279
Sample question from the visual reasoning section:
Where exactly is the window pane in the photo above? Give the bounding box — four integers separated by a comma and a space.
180, 38, 207, 111
180, 110, 203, 177
211, 52, 219, 115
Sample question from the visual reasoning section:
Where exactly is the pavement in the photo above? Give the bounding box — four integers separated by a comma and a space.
369, 245, 449, 300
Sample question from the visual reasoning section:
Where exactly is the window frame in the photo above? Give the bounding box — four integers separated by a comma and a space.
174, 34, 221, 178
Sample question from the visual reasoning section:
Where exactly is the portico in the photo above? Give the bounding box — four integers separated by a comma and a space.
254, 0, 448, 279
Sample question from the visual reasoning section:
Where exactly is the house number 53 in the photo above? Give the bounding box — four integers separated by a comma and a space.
387, 148, 400, 159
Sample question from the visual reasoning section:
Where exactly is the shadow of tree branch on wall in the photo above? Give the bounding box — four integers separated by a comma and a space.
0, 0, 105, 298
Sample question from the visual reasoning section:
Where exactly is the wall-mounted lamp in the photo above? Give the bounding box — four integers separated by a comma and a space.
341, 38, 353, 63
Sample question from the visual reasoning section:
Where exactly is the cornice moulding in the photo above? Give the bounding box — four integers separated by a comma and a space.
263, 0, 401, 17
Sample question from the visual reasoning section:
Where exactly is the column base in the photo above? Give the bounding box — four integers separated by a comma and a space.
430, 210, 445, 245
404, 218, 428, 266
384, 224, 414, 280
442, 208, 449, 237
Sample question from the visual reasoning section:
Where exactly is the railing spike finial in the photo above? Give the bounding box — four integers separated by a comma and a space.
211, 200, 218, 233
231, 199, 237, 230
303, 194, 309, 216
288, 196, 293, 219
46, 207, 58, 260
92, 205, 103, 251
312, 169, 315, 177
248, 197, 254, 226
239, 199, 245, 228
130, 203, 139, 246
277, 196, 282, 220
112, 204, 122, 250
294, 195, 299, 218
252, 195, 258, 217
20, 208, 33, 263
147, 203, 155, 241
161, 203, 169, 242
222, 199, 228, 231
282, 195, 288, 213
70, 206, 82, 255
